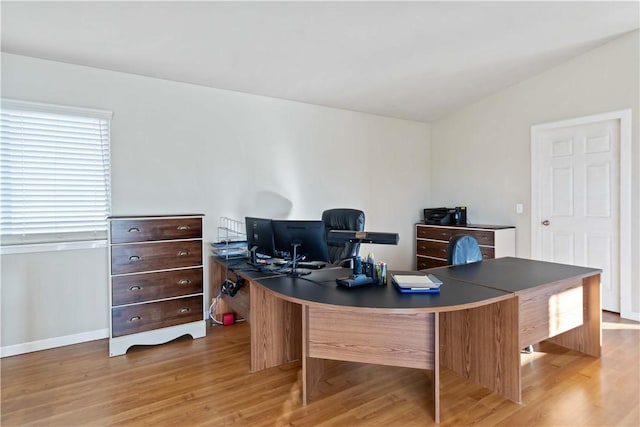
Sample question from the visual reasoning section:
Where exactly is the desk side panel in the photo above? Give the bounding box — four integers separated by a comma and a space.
440, 297, 520, 403
307, 307, 435, 370
519, 278, 585, 348
250, 281, 302, 372
546, 274, 601, 357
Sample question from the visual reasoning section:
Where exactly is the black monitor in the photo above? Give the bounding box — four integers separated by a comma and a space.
271, 220, 330, 263
245, 217, 276, 258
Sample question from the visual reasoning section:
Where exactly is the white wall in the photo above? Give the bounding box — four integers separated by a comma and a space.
430, 30, 640, 314
1, 53, 431, 351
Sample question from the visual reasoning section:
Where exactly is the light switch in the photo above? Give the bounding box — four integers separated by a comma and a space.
516, 203, 524, 214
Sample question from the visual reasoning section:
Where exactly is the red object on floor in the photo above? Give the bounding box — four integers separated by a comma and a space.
222, 312, 235, 326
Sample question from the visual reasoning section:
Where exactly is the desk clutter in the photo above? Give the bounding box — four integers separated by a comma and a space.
335, 253, 388, 287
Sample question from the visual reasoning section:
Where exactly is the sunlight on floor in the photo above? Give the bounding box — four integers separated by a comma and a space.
602, 321, 640, 330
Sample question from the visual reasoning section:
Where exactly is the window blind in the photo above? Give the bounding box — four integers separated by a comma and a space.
1, 99, 112, 245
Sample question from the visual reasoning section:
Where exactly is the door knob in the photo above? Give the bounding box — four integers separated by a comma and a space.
542, 220, 550, 226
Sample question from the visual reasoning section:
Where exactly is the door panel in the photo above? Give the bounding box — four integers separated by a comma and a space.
537, 119, 619, 312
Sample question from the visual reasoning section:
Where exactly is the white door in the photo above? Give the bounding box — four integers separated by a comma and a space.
534, 119, 620, 312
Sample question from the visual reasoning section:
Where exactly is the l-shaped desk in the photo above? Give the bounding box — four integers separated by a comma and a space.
210, 257, 601, 423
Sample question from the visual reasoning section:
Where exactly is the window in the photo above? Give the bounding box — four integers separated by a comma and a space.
1, 99, 112, 247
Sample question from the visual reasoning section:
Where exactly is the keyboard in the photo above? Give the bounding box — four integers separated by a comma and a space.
272, 260, 326, 269
296, 261, 326, 270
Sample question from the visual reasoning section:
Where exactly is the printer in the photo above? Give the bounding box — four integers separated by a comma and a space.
424, 207, 467, 225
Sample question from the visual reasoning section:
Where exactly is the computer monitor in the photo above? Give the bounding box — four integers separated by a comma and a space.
245, 217, 276, 258
271, 220, 330, 263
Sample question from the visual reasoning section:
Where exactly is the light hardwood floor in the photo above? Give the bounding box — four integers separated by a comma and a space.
2, 311, 638, 426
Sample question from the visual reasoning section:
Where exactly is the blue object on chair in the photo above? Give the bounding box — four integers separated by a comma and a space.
447, 235, 483, 265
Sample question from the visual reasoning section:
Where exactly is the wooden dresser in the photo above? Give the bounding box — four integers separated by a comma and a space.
108, 214, 206, 356
416, 223, 515, 269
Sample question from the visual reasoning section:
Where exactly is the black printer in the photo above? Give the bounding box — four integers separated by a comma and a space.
424, 207, 467, 225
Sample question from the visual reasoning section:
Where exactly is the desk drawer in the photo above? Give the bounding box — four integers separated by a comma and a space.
111, 240, 202, 275
111, 217, 202, 244
417, 226, 495, 246
111, 296, 202, 337
112, 267, 203, 306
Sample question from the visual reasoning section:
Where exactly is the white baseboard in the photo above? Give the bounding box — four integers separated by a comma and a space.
1, 328, 109, 358
621, 309, 640, 322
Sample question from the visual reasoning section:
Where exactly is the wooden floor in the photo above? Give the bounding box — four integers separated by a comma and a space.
2, 311, 639, 426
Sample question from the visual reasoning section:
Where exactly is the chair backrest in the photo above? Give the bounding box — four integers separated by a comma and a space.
447, 235, 483, 265
321, 208, 365, 264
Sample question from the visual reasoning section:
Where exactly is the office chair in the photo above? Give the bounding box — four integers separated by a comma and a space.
447, 235, 483, 265
321, 208, 365, 265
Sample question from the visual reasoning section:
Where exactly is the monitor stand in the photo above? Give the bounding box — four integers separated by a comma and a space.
287, 241, 311, 277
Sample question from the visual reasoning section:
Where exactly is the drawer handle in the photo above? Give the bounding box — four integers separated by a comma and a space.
178, 307, 191, 314
129, 316, 141, 322
129, 255, 140, 261
177, 225, 191, 230
178, 279, 192, 285
129, 285, 142, 291
177, 250, 190, 257
128, 227, 141, 233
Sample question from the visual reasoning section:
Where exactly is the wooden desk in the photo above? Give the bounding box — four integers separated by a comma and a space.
430, 257, 602, 356
210, 257, 601, 424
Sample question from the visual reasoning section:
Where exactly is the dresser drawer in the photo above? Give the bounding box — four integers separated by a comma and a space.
111, 296, 202, 337
416, 240, 494, 262
110, 217, 202, 244
417, 256, 446, 270
112, 267, 203, 306
111, 240, 202, 275
416, 240, 449, 259
417, 226, 495, 246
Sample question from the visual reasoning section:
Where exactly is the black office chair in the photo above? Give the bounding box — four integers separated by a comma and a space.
321, 208, 365, 265
447, 235, 483, 265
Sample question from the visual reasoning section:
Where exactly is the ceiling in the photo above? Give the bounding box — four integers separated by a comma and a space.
2, 1, 639, 123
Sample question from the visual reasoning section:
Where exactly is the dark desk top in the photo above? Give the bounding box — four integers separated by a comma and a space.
428, 257, 601, 293
218, 257, 342, 280
252, 267, 512, 313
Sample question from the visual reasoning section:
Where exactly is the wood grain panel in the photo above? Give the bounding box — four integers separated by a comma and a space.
111, 268, 202, 305
519, 278, 586, 348
111, 240, 202, 274
440, 297, 521, 403
249, 281, 301, 372
547, 274, 601, 357
111, 296, 202, 337
302, 305, 325, 405
110, 217, 202, 243
307, 306, 435, 370
416, 240, 450, 258
416, 240, 494, 260
416, 226, 495, 246
417, 256, 447, 270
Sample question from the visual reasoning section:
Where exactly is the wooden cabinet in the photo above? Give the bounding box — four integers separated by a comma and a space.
416, 223, 515, 269
109, 214, 206, 356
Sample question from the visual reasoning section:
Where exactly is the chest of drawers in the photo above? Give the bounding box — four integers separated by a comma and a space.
108, 215, 206, 356
416, 223, 515, 269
